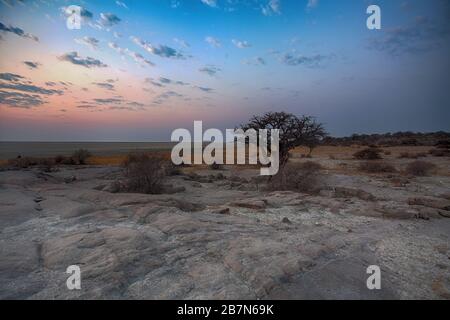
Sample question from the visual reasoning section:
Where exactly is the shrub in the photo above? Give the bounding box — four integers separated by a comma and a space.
435, 140, 450, 149
398, 152, 416, 159
71, 149, 91, 165
121, 153, 166, 194
165, 162, 182, 176
39, 158, 56, 172
359, 161, 396, 173
429, 148, 450, 157
269, 161, 324, 194
353, 147, 382, 160
405, 161, 436, 176
8, 156, 34, 168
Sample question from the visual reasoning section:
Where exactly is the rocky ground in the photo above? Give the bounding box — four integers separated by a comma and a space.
1, 152, 449, 299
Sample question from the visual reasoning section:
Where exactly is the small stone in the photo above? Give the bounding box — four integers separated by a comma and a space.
64, 175, 77, 183
282, 217, 292, 224
217, 208, 230, 215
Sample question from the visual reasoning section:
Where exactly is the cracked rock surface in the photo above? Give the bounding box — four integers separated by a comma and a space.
0, 165, 449, 299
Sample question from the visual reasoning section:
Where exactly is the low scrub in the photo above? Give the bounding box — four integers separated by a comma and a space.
353, 147, 382, 160
359, 161, 396, 173
121, 153, 167, 194
71, 149, 91, 165
405, 161, 436, 177
269, 161, 324, 194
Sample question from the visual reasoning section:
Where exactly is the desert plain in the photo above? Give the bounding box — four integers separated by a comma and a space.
0, 145, 449, 299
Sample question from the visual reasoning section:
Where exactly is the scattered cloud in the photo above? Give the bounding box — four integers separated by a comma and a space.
0, 21, 39, 41
242, 56, 266, 66
0, 82, 63, 95
93, 82, 115, 91
0, 90, 44, 108
115, 1, 128, 9
75, 36, 100, 50
201, 0, 217, 8
93, 97, 123, 104
281, 53, 327, 67
145, 78, 164, 87
195, 86, 214, 93
99, 13, 121, 27
262, 0, 281, 16
23, 61, 41, 69
232, 39, 251, 48
0, 73, 24, 82
199, 65, 221, 77
59, 51, 107, 68
131, 36, 186, 59
205, 36, 221, 48
158, 77, 188, 86
367, 16, 450, 56
126, 49, 155, 67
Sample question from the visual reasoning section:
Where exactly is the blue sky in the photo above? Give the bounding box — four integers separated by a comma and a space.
0, 0, 449, 141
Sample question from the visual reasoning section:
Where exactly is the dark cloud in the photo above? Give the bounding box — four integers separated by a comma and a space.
77, 104, 97, 109
0, 21, 39, 41
109, 106, 135, 111
0, 90, 43, 108
59, 51, 107, 68
93, 98, 123, 104
93, 82, 115, 91
131, 36, 186, 59
23, 61, 40, 69
281, 53, 327, 67
0, 82, 63, 95
0, 73, 24, 82
99, 13, 121, 27
367, 16, 450, 56
196, 86, 214, 93
158, 77, 188, 85
199, 65, 221, 77
145, 78, 164, 87
127, 101, 145, 108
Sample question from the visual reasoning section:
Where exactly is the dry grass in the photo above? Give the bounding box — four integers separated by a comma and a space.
269, 161, 324, 194
405, 161, 437, 176
359, 161, 397, 173
353, 147, 383, 160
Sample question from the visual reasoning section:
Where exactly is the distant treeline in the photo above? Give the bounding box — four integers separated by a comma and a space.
322, 131, 450, 147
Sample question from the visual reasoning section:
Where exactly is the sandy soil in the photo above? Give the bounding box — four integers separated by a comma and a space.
0, 147, 449, 299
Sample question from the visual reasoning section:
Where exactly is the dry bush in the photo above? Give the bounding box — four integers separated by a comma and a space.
71, 149, 91, 165
269, 161, 324, 194
121, 153, 166, 194
359, 161, 396, 173
8, 157, 35, 168
429, 148, 450, 157
398, 152, 417, 159
38, 158, 56, 172
353, 147, 382, 160
405, 161, 436, 176
165, 162, 182, 176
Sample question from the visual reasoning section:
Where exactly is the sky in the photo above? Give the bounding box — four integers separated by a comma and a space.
0, 0, 449, 141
